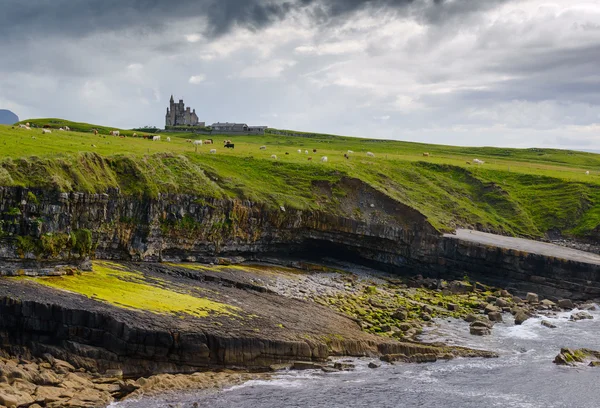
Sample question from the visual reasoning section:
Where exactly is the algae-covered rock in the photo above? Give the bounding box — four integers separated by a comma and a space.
553, 348, 600, 367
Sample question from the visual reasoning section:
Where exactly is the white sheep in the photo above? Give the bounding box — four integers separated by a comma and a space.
473, 158, 484, 165
260, 146, 267, 150
24, 126, 31, 130
58, 128, 65, 131
210, 149, 217, 154
297, 149, 302, 153
271, 154, 277, 159
18, 124, 27, 129
347, 150, 354, 154
193, 140, 202, 146
166, 136, 171, 142
42, 129, 51, 134
110, 130, 120, 136
321, 156, 328, 162
305, 150, 308, 154
64, 126, 70, 131
152, 135, 161, 141
366, 152, 375, 157
586, 171, 590, 175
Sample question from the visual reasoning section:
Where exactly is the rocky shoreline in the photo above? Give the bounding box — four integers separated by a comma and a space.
0, 258, 596, 407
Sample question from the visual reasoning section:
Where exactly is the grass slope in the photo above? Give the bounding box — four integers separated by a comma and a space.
1, 120, 600, 238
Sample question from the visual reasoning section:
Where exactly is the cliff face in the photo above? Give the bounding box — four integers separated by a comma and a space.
1, 179, 599, 301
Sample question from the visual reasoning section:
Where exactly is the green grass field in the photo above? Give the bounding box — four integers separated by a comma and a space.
2, 118, 600, 238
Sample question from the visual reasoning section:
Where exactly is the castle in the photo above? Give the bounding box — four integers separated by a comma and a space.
165, 95, 205, 127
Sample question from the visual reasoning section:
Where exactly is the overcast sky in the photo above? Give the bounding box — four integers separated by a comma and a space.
1, 0, 599, 148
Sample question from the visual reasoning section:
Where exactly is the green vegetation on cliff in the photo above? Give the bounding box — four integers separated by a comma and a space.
28, 261, 239, 318
2, 119, 600, 238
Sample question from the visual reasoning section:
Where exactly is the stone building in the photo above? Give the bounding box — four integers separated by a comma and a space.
165, 95, 204, 127
211, 122, 268, 135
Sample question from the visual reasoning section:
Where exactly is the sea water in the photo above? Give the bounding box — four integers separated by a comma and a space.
115, 308, 600, 408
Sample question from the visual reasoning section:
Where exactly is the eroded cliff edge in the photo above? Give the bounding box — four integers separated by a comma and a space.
1, 177, 599, 301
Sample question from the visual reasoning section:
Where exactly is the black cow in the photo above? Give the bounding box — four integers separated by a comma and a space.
225, 143, 235, 149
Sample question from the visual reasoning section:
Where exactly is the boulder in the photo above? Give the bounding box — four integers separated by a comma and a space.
484, 304, 501, 315
526, 293, 539, 304
469, 325, 491, 336
392, 310, 408, 321
333, 362, 355, 371
514, 310, 530, 325
570, 311, 593, 321
446, 303, 457, 311
557, 299, 574, 310
448, 281, 473, 294
553, 348, 600, 366
488, 312, 503, 322
495, 298, 510, 308
368, 362, 381, 369
541, 320, 557, 329
540, 299, 556, 308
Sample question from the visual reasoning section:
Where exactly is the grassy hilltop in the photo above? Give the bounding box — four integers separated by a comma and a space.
1, 118, 600, 239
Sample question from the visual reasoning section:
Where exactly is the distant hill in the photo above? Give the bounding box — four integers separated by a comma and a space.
0, 110, 18, 125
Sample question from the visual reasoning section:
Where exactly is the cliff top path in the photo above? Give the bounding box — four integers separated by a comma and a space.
446, 229, 600, 265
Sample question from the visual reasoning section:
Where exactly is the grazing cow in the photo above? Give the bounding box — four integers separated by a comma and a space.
285, 152, 289, 155
344, 154, 349, 159
91, 144, 96, 147
193, 140, 202, 146
64, 126, 70, 131
225, 143, 235, 149
308, 157, 312, 161
110, 130, 120, 136
42, 129, 51, 134
93, 129, 98, 135
586, 171, 590, 175
152, 135, 161, 141
18, 124, 27, 129
321, 156, 328, 163
466, 161, 471, 165
43, 125, 51, 129
186, 139, 192, 143
204, 140, 212, 144
423, 152, 430, 157
260, 146, 267, 150
210, 149, 217, 154
313, 149, 317, 153
132, 133, 138, 137
271, 154, 277, 159
166, 137, 171, 142
25, 123, 30, 127
297, 149, 302, 153
366, 152, 375, 157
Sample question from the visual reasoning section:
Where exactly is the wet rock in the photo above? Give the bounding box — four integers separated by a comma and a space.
448, 281, 473, 294
420, 313, 432, 322
321, 367, 340, 373
488, 312, 503, 322
540, 299, 556, 308
446, 303, 457, 311
469, 320, 492, 336
292, 362, 325, 371
368, 362, 381, 369
333, 362, 354, 371
526, 293, 539, 304
557, 299, 574, 309
553, 348, 600, 366
484, 304, 501, 315
514, 310, 530, 325
464, 314, 479, 323
580, 303, 597, 311
570, 311, 593, 321
269, 363, 292, 372
541, 320, 557, 329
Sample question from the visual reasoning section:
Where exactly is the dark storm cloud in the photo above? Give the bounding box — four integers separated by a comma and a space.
0, 0, 510, 41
